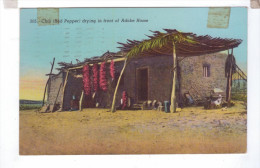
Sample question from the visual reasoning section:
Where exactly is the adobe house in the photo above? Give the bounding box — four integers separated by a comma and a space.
41, 29, 245, 112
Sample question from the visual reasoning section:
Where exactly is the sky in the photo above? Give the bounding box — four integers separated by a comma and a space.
20, 7, 247, 100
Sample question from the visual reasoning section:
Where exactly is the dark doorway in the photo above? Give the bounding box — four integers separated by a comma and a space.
137, 68, 148, 101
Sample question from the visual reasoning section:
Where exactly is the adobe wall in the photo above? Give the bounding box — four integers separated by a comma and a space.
179, 52, 228, 98
124, 55, 173, 103
47, 72, 64, 107
123, 52, 228, 104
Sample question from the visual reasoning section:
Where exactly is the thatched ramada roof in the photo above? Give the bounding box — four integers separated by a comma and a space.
117, 29, 242, 57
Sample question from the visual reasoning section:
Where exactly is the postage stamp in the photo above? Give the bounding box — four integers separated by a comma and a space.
207, 7, 231, 28
37, 8, 59, 26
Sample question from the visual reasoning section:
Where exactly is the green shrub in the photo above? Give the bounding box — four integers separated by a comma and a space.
231, 93, 247, 102
20, 104, 42, 110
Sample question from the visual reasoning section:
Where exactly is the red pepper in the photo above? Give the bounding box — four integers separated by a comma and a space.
110, 60, 115, 80
122, 91, 127, 110
82, 64, 91, 95
99, 62, 108, 91
92, 64, 99, 92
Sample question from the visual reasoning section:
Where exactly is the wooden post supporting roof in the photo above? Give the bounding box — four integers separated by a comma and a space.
79, 90, 84, 111
170, 42, 177, 113
111, 58, 128, 112
60, 70, 70, 111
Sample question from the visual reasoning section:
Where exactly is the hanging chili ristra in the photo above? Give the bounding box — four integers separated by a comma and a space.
92, 64, 99, 92
83, 64, 91, 95
99, 62, 108, 91
121, 91, 128, 110
110, 60, 115, 80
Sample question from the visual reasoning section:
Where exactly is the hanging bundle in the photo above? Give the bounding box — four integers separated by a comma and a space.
92, 64, 99, 92
225, 54, 236, 78
83, 64, 91, 95
99, 62, 108, 91
121, 91, 128, 110
110, 60, 115, 80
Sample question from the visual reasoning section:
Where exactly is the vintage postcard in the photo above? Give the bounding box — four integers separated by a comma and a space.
20, 7, 247, 155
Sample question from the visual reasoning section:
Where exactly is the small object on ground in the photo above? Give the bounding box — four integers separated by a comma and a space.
147, 100, 152, 107
157, 105, 163, 112
184, 92, 194, 105
164, 101, 170, 113
204, 95, 223, 109
152, 100, 157, 109
222, 107, 227, 111
141, 101, 147, 110
157, 101, 163, 111
176, 108, 182, 112
158, 101, 162, 106
127, 97, 131, 108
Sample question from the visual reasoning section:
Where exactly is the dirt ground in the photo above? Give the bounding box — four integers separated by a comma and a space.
19, 101, 247, 155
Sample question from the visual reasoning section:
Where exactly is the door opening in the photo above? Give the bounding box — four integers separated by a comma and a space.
137, 68, 148, 101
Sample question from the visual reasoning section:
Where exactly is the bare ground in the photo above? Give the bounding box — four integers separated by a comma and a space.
19, 101, 247, 154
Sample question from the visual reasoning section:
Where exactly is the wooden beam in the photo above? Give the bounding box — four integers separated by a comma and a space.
170, 42, 177, 113
67, 57, 126, 71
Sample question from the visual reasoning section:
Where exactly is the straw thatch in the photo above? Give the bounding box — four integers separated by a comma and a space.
118, 29, 242, 58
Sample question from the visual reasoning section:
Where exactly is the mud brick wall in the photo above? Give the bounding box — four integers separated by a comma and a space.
47, 72, 64, 106
179, 52, 228, 98
124, 55, 174, 103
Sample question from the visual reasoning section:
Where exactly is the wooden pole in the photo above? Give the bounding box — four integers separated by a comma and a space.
42, 78, 50, 106
60, 70, 70, 111
42, 58, 55, 106
79, 90, 84, 111
170, 42, 177, 113
111, 58, 128, 112
226, 49, 233, 103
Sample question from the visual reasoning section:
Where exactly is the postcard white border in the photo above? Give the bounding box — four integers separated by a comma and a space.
0, 1, 260, 168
